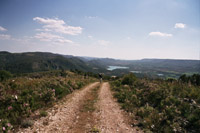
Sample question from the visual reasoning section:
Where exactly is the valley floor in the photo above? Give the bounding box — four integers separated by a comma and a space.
17, 82, 141, 133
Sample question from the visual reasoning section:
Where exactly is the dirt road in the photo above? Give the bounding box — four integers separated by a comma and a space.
17, 82, 99, 133
95, 82, 140, 133
17, 82, 141, 133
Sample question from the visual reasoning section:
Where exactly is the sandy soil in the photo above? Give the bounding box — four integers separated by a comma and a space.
17, 82, 99, 133
95, 82, 141, 133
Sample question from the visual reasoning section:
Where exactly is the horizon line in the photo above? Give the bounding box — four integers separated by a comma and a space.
0, 50, 199, 61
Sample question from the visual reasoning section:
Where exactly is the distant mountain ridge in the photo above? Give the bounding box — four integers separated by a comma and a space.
0, 51, 199, 78
78, 56, 200, 78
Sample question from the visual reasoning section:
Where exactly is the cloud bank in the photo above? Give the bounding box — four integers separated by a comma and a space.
33, 17, 83, 44
33, 17, 82, 35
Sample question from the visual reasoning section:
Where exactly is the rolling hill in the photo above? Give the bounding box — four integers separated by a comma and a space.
0, 51, 96, 73
0, 51, 199, 78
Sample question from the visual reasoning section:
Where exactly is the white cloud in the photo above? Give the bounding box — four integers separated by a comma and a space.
33, 17, 82, 35
149, 32, 172, 37
33, 17, 65, 25
34, 32, 73, 43
98, 40, 111, 46
0, 26, 7, 31
35, 28, 52, 32
174, 23, 186, 29
0, 34, 11, 40
88, 35, 93, 39
34, 32, 61, 41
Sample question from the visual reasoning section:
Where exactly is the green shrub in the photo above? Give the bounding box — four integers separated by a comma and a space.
112, 80, 121, 87
179, 74, 200, 86
0, 70, 94, 131
0, 119, 13, 132
77, 81, 83, 89
21, 119, 34, 128
0, 70, 12, 81
121, 73, 137, 86
90, 126, 100, 133
112, 77, 200, 132
40, 110, 48, 117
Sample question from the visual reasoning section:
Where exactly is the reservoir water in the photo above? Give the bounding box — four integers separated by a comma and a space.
107, 66, 129, 71
130, 71, 141, 73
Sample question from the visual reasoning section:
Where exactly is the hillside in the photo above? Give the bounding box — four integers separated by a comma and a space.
0, 51, 96, 73
0, 51, 199, 79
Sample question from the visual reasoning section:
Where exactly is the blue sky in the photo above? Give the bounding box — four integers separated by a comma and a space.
0, 0, 199, 60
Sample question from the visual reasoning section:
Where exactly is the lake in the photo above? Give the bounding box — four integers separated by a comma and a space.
130, 71, 142, 73
157, 74, 164, 76
107, 66, 129, 71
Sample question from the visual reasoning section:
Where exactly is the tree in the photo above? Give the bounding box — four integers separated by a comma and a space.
179, 74, 188, 83
121, 73, 137, 86
0, 70, 12, 81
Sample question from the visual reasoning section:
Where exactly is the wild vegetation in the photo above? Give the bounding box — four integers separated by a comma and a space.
0, 70, 96, 132
112, 73, 200, 133
179, 74, 200, 86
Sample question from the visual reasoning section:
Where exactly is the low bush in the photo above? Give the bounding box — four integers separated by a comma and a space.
21, 119, 34, 128
112, 74, 200, 132
121, 73, 137, 86
0, 70, 95, 132
0, 70, 12, 81
40, 110, 48, 117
